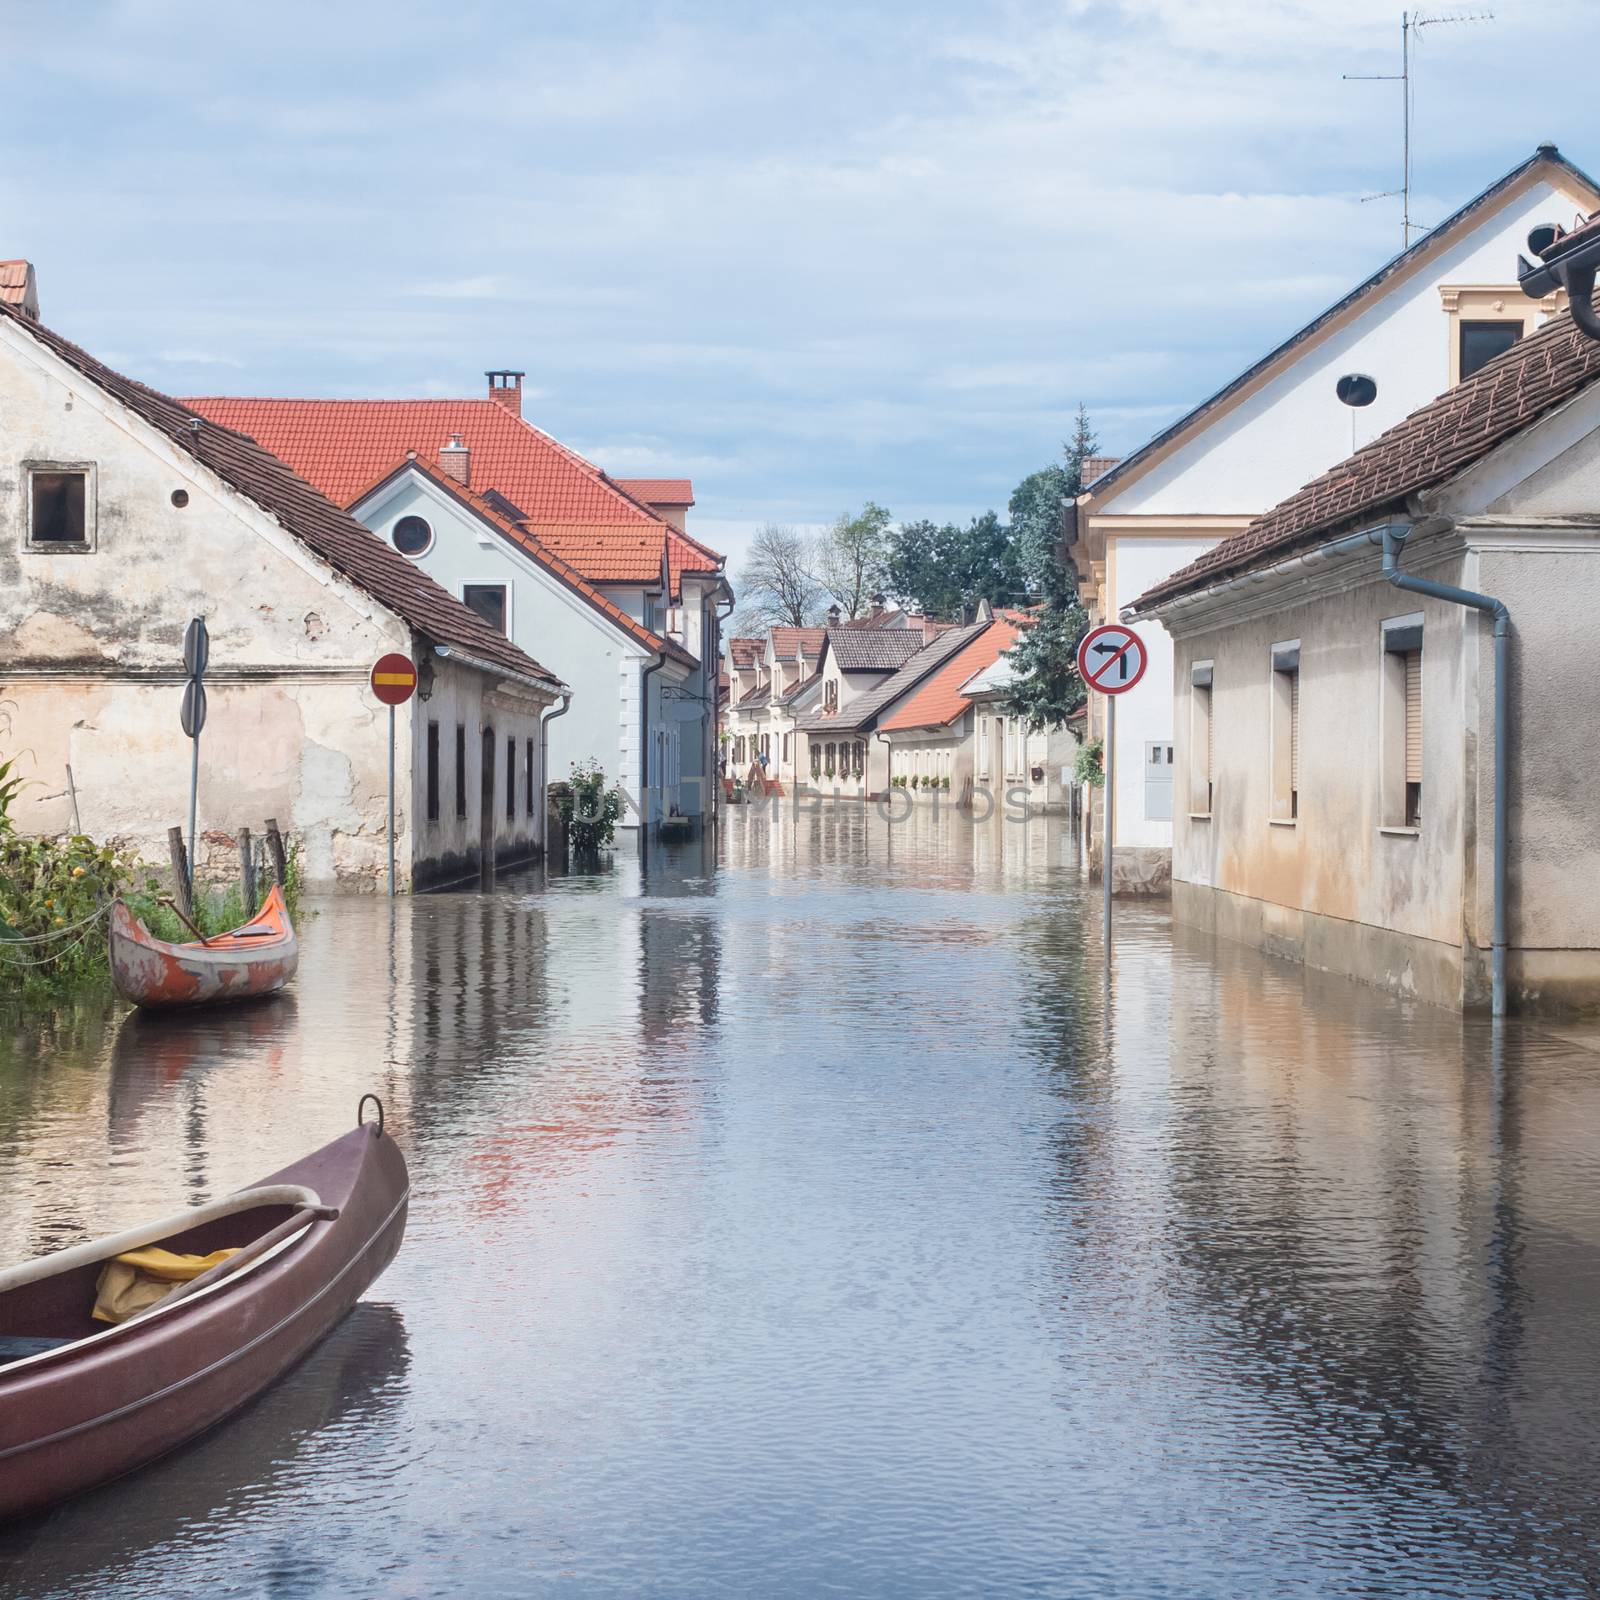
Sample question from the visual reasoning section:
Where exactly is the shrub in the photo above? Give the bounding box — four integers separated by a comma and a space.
558, 758, 625, 854
1074, 738, 1105, 790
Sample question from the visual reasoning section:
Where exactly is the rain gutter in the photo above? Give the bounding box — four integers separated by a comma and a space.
431, 644, 565, 699
1519, 224, 1600, 341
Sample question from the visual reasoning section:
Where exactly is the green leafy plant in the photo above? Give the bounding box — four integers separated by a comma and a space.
558, 758, 625, 855
941, 776, 950, 790
1074, 738, 1105, 790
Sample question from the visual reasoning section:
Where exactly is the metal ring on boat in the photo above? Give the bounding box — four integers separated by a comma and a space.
358, 1094, 385, 1137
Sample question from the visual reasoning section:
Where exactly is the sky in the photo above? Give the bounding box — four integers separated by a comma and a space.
4, 0, 1600, 577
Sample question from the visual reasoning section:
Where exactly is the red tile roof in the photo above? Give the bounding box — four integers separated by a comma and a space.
1, 303, 559, 689
879, 615, 1025, 732
181, 397, 724, 590
800, 623, 988, 733
615, 478, 694, 506
770, 626, 825, 659
364, 457, 694, 668
666, 526, 723, 598
1135, 304, 1600, 610
729, 638, 765, 668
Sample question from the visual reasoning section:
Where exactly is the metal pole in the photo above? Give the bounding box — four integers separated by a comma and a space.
387, 702, 397, 898
187, 731, 199, 902
1103, 694, 1115, 952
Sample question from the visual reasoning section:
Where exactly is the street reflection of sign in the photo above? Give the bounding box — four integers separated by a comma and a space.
1076, 623, 1147, 696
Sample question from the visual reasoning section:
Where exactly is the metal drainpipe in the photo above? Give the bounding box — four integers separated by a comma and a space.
1380, 524, 1511, 1016
539, 692, 571, 853
641, 655, 665, 834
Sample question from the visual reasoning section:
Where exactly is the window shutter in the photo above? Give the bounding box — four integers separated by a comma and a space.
1404, 651, 1422, 783
1289, 671, 1300, 791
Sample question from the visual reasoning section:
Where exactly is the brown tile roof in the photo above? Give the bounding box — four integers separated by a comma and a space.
773, 668, 822, 707
1135, 303, 1600, 611
799, 623, 988, 733
825, 627, 924, 673
728, 637, 765, 668
0, 260, 38, 319
0, 301, 560, 689
361, 456, 695, 668
1093, 145, 1600, 506
737, 682, 771, 709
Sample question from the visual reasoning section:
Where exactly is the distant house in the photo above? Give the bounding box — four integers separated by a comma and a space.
797, 620, 984, 798
1129, 299, 1600, 1012
723, 626, 824, 790
185, 383, 730, 835
1068, 144, 1600, 891
0, 298, 563, 892
880, 611, 1081, 811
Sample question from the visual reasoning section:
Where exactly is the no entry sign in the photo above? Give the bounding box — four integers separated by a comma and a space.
1076, 623, 1147, 696
370, 653, 418, 706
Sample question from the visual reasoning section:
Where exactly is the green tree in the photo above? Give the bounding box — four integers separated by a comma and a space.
814, 502, 891, 620
886, 512, 1024, 619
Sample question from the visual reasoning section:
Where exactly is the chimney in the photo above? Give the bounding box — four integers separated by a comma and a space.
439, 433, 471, 487
0, 259, 39, 321
870, 592, 886, 617
486, 370, 524, 418
826, 603, 842, 627
975, 597, 994, 623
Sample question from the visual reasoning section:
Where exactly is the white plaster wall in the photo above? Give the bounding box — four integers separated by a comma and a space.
353, 475, 644, 803
1108, 180, 1586, 516
1110, 537, 1207, 848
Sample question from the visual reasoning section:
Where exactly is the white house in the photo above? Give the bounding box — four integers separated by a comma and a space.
1067, 144, 1600, 891
186, 383, 730, 837
0, 293, 564, 892
1129, 297, 1600, 1012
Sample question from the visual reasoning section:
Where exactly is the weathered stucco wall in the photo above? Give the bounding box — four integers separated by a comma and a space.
1170, 547, 1474, 1000
0, 316, 553, 892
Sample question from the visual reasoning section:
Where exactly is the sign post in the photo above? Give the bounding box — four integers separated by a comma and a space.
180, 617, 209, 901
1076, 622, 1148, 959
370, 653, 418, 897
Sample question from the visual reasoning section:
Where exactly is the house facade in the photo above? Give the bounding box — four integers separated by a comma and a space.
1130, 302, 1600, 1012
0, 298, 564, 893
723, 626, 824, 790
1067, 145, 1600, 891
185, 385, 729, 837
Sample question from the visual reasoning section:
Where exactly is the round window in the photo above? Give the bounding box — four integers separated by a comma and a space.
392, 515, 433, 557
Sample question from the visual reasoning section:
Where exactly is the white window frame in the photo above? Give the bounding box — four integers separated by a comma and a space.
1268, 641, 1300, 825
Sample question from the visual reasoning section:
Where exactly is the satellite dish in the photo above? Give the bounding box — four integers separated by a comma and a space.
1336, 373, 1378, 408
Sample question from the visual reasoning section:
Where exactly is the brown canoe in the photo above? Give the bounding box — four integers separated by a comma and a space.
108, 885, 298, 1009
0, 1104, 408, 1522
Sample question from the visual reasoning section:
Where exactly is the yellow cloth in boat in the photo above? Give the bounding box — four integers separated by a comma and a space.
92, 1246, 240, 1324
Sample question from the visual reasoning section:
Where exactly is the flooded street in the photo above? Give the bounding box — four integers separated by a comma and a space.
4, 803, 1600, 1597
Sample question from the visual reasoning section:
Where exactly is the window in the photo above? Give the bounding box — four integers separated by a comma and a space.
854, 741, 865, 777
1381, 617, 1423, 830
1460, 320, 1521, 381
506, 736, 516, 821
392, 515, 433, 557
426, 721, 441, 822
526, 738, 536, 814
455, 723, 468, 819
27, 465, 93, 548
463, 583, 508, 634
1269, 643, 1300, 821
1144, 742, 1174, 821
782, 733, 790, 764
978, 717, 990, 780
810, 742, 821, 778
1190, 664, 1214, 816
824, 680, 838, 713
826, 742, 837, 775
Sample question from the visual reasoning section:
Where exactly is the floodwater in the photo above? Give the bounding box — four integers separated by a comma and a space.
4, 802, 1600, 1598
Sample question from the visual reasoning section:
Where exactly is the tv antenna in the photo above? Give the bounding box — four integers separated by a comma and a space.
1344, 10, 1494, 250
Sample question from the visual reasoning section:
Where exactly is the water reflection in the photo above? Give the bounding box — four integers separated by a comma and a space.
2, 807, 1600, 1596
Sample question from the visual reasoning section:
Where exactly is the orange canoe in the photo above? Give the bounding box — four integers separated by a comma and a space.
108, 885, 299, 1009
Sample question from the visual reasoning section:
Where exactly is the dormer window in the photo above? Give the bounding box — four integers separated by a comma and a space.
1459, 320, 1521, 380
26, 463, 95, 550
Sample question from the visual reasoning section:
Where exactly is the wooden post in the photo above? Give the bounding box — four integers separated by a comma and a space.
167, 826, 193, 921
238, 826, 256, 917
264, 817, 288, 888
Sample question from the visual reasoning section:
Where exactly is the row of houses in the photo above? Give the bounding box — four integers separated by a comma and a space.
0, 267, 727, 890
1069, 144, 1600, 1012
722, 601, 1079, 811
